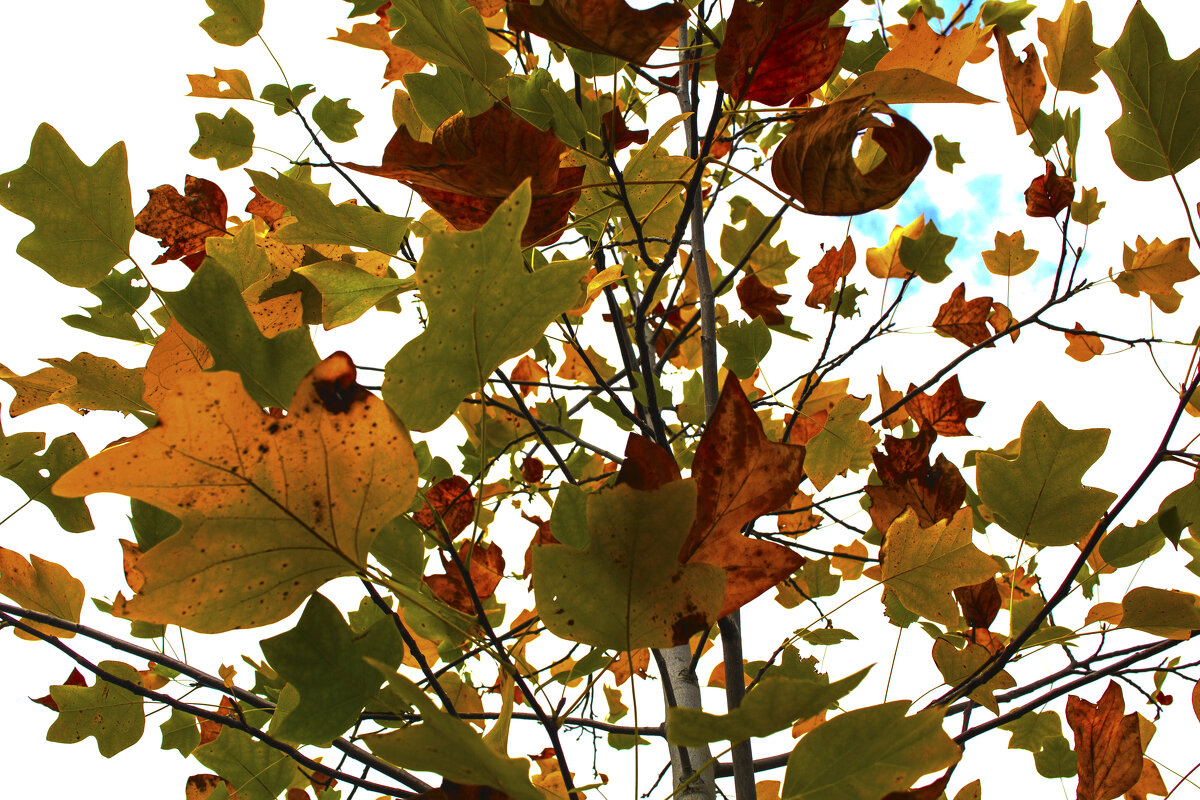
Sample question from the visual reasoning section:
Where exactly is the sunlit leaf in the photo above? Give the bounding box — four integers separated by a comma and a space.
46, 663, 144, 757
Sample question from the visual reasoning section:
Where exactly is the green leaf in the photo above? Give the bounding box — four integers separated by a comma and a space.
781, 703, 961, 800
262, 594, 404, 746
1033, 735, 1077, 778
388, 0, 510, 88
249, 170, 410, 255
1070, 186, 1106, 225
406, 66, 494, 129
190, 109, 255, 170
296, 261, 412, 328
383, 183, 588, 431
839, 31, 887, 76
1120, 586, 1200, 639
931, 637, 1014, 713
976, 402, 1116, 546
0, 123, 132, 287
718, 317, 771, 378
260, 83, 316, 115
1028, 109, 1065, 157
549, 483, 590, 549
313, 96, 364, 143
159, 708, 200, 756
1097, 1, 1200, 181
720, 196, 798, 286
63, 267, 151, 343
827, 284, 866, 318
933, 135, 964, 173
667, 667, 869, 746
532, 480, 725, 650
162, 259, 320, 408
193, 709, 301, 800
199, 0, 264, 46
0, 421, 92, 532
1098, 517, 1165, 568
204, 225, 271, 297
344, 0, 382, 15
804, 395, 878, 490
1000, 710, 1077, 778
129, 499, 180, 551
364, 672, 543, 800
46, 662, 144, 757
980, 0, 1035, 34
898, 219, 956, 283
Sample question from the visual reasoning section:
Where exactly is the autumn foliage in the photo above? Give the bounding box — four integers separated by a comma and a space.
2, 1, 1200, 799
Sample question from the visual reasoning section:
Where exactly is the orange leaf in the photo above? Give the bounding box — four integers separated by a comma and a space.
245, 187, 287, 230
506, 0, 687, 65
736, 274, 791, 324
987, 300, 1020, 342
1066, 682, 1144, 800
329, 18, 424, 84
932, 283, 993, 347
994, 30, 1047, 135
510, 355, 548, 396
424, 541, 505, 615
877, 369, 910, 429
1065, 323, 1104, 362
413, 476, 478, 538
805, 236, 856, 309
142, 320, 214, 410
1025, 159, 1074, 218
714, 0, 849, 106
904, 375, 985, 436
776, 490, 822, 535
134, 176, 228, 268
1111, 236, 1197, 313
875, 9, 986, 82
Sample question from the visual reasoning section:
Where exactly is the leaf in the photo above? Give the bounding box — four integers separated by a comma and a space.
1037, 0, 1104, 93
532, 479, 725, 650
134, 176, 228, 267
718, 317, 772, 378
0, 353, 148, 418
0, 419, 93, 532
865, 427, 966, 534
904, 375, 985, 436
1111, 236, 1197, 313
932, 283, 992, 347
1097, 2, 1200, 181
737, 274, 790, 325
345, 104, 583, 246
995, 29, 1047, 134
382, 184, 587, 431
874, 10, 986, 82
0, 548, 84, 638
772, 98, 930, 216
159, 708, 200, 756
507, 0, 687, 66
806, 237, 855, 309
248, 170, 410, 254
63, 267, 153, 343
1071, 186, 1106, 225
1065, 323, 1104, 362
261, 593, 404, 746
976, 402, 1117, 546
388, 0, 510, 85
882, 508, 996, 625
0, 123, 132, 287
53, 353, 419, 632
312, 96, 364, 143
424, 541, 505, 615
189, 109, 255, 170
186, 68, 255, 100
980, 0, 1035, 34
932, 135, 963, 172
295, 261, 412, 328
931, 637, 1014, 713
714, 0, 848, 106
681, 378, 806, 617
982, 230, 1038, 276
330, 20, 425, 85
667, 667, 869, 746
804, 394, 878, 490
1066, 682, 1143, 800
199, 0, 264, 46
839, 69, 991, 106
866, 216, 924, 279
163, 259, 319, 409
781, 703, 961, 800
46, 662, 144, 757
1119, 586, 1200, 640
364, 672, 542, 800
192, 709, 301, 800
898, 219, 956, 283
260, 82, 316, 115
1024, 160, 1074, 217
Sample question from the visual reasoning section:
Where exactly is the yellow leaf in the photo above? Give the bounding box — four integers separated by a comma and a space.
1037, 0, 1105, 94
865, 216, 924, 279
875, 10, 987, 83
982, 230, 1038, 276
0, 548, 84, 639
1111, 236, 1197, 313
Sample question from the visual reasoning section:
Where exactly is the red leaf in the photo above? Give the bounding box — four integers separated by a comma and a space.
681, 378, 806, 617
1025, 159, 1074, 218
715, 0, 849, 106
424, 542, 506, 615
344, 104, 583, 246
865, 426, 966, 534
521, 513, 555, 578
601, 108, 649, 151
507, 0, 687, 65
904, 375, 985, 436
805, 236, 856, 309
736, 274, 791, 324
1066, 682, 1144, 800
134, 176, 228, 267
932, 283, 993, 347
520, 456, 544, 484
413, 476, 477, 538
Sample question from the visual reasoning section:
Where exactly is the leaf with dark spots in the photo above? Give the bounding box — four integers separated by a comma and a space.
506, 0, 687, 65
425, 542, 506, 615
413, 476, 478, 538
865, 427, 966, 534
134, 176, 228, 267
681, 377, 806, 617
314, 355, 371, 413
53, 353, 418, 632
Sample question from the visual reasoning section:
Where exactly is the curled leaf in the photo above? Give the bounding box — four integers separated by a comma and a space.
1024, 160, 1074, 217
506, 0, 687, 65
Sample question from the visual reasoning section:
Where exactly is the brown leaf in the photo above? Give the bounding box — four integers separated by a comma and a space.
995, 29, 1047, 135
1125, 757, 1167, 800
424, 542, 506, 616
776, 490, 822, 535
736, 274, 791, 324
805, 236, 856, 309
344, 104, 583, 246
681, 377, 806, 617
608, 648, 650, 684
877, 369, 910, 429
601, 108, 650, 151
134, 176, 228, 268
413, 476, 478, 538
330, 17, 425, 84
988, 300, 1020, 343
881, 771, 951, 800
186, 774, 240, 800
954, 577, 1002, 629
1065, 323, 1104, 362
772, 98, 930, 216
1066, 682, 1144, 800
506, 0, 687, 65
865, 426, 966, 533
932, 283, 993, 347
520, 456, 544, 484
905, 375, 985, 436
1025, 159, 1074, 218
616, 433, 682, 491
245, 188, 287, 231
521, 513, 555, 578
714, 0, 849, 106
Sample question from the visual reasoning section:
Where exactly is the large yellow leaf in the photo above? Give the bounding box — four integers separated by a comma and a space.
1111, 236, 1197, 313
54, 353, 418, 632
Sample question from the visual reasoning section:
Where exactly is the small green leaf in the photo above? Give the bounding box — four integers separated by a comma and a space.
898, 219, 956, 283
805, 395, 878, 490
46, 662, 145, 757
406, 67, 493, 129
63, 268, 151, 343
718, 317, 771, 378
839, 31, 887, 76
980, 0, 1035, 34
199, 0, 264, 46
159, 708, 200, 756
190, 109, 255, 170
388, 0, 510, 87
129, 499, 180, 551
193, 709, 301, 800
1120, 586, 1200, 639
1098, 517, 1165, 568
1033, 735, 1077, 778
0, 421, 93, 532
1070, 186, 1105, 225
0, 123, 132, 287
296, 262, 413, 328
313, 96, 364, 143
260, 83, 316, 115
933, 135, 964, 173
1028, 109, 1065, 157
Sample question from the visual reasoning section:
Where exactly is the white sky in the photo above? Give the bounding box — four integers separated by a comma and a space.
1, 1, 1200, 798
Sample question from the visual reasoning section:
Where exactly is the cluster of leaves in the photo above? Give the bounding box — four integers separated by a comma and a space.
1, 0, 1200, 799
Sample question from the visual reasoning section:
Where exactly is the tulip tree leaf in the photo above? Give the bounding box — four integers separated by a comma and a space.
312, 96, 364, 143
295, 261, 413, 328
0, 123, 132, 287
46, 662, 145, 757
0, 547, 85, 638
199, 0, 265, 46
0, 421, 93, 532
190, 109, 255, 170
193, 709, 301, 800
383, 183, 588, 431
976, 402, 1117, 546
159, 708, 200, 756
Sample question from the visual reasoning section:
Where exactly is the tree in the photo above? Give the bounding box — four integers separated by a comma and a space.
0, 0, 1198, 798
